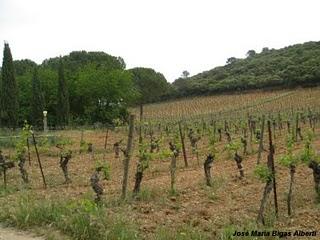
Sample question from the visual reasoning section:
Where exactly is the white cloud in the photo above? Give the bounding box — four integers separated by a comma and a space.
1, 0, 320, 82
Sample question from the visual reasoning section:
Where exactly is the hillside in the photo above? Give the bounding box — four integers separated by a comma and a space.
172, 41, 320, 97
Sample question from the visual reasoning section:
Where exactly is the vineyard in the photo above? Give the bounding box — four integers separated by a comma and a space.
0, 87, 320, 240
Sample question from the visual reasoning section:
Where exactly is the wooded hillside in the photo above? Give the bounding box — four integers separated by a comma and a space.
172, 41, 320, 97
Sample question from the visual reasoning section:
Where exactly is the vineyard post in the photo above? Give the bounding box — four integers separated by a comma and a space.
213, 120, 216, 141
295, 113, 299, 142
268, 120, 278, 217
272, 119, 276, 140
278, 112, 282, 132
139, 104, 143, 145
307, 107, 314, 131
104, 129, 109, 150
257, 115, 265, 165
102, 128, 109, 162
224, 120, 228, 132
248, 115, 253, 144
31, 132, 47, 189
121, 114, 135, 200
27, 137, 31, 166
3, 167, 7, 189
178, 121, 188, 167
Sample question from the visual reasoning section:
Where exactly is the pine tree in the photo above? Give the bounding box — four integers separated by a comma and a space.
31, 67, 44, 127
57, 58, 70, 127
1, 43, 19, 129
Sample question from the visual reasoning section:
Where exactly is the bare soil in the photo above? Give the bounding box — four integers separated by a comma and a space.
0, 226, 43, 240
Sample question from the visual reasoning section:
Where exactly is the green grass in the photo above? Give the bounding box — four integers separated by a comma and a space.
0, 193, 139, 240
155, 225, 210, 240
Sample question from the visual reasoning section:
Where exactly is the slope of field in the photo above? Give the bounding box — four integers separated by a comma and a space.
131, 87, 320, 122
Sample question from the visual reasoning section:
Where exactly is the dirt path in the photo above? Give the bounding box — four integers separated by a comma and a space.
0, 226, 43, 240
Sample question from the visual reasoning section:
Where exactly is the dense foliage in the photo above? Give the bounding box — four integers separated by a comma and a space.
31, 67, 45, 127
129, 67, 172, 104
57, 58, 70, 127
0, 48, 171, 128
0, 43, 19, 129
172, 41, 320, 97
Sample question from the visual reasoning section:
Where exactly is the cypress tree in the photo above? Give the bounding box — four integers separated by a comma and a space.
57, 58, 70, 127
31, 67, 44, 127
1, 43, 19, 129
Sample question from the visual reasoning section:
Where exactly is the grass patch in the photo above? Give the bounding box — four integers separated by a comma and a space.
155, 224, 210, 240
0, 193, 139, 240
131, 188, 159, 202
200, 175, 227, 201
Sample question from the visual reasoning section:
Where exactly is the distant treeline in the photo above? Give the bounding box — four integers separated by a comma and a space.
171, 41, 320, 97
0, 45, 171, 129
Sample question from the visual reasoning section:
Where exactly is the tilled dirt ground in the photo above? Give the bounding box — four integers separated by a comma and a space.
0, 226, 43, 240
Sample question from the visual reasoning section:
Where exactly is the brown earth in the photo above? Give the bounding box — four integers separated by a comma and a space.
1, 124, 320, 239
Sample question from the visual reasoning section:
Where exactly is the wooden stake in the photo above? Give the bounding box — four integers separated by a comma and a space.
104, 129, 109, 150
257, 115, 265, 165
32, 132, 47, 189
27, 137, 31, 166
178, 121, 188, 167
268, 120, 278, 217
3, 168, 7, 189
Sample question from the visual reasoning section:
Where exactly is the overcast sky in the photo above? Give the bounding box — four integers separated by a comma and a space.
1, 0, 320, 82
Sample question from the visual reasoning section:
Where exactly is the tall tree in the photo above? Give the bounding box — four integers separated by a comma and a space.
1, 43, 19, 129
31, 67, 44, 127
129, 67, 170, 104
182, 70, 190, 78
57, 58, 70, 127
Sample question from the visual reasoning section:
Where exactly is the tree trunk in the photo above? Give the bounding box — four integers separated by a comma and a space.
257, 120, 277, 224
308, 161, 320, 195
204, 154, 214, 186
18, 154, 29, 184
170, 155, 177, 193
257, 179, 273, 225
287, 164, 295, 216
121, 114, 135, 200
234, 153, 244, 178
133, 170, 143, 195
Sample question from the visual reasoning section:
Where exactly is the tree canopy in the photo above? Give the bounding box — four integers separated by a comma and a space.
1, 49, 170, 127
129, 67, 171, 104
